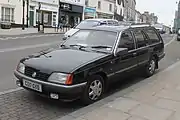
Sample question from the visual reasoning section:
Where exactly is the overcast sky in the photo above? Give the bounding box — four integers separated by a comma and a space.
136, 0, 178, 26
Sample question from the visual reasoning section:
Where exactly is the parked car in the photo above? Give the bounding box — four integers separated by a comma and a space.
63, 18, 119, 40
1, 21, 11, 29
14, 24, 165, 104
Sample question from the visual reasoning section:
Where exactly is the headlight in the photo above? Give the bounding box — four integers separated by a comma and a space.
48, 73, 73, 85
17, 63, 25, 74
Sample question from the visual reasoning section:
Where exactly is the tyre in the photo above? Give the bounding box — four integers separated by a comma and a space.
144, 57, 157, 77
81, 75, 104, 105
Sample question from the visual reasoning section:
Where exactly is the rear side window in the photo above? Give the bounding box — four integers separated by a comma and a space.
133, 30, 147, 48
144, 29, 160, 44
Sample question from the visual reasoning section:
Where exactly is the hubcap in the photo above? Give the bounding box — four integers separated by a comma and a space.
88, 80, 102, 101
149, 59, 155, 74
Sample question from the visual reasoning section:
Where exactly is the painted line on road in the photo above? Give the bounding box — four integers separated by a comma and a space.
165, 35, 176, 47
0, 87, 23, 96
0, 34, 60, 40
0, 41, 61, 53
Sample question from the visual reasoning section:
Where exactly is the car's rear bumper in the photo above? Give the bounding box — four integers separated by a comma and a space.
14, 70, 87, 100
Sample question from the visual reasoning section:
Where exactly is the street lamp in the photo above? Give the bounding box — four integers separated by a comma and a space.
22, 0, 25, 30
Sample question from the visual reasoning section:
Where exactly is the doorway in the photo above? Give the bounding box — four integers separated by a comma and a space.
29, 11, 34, 26
29, 6, 34, 27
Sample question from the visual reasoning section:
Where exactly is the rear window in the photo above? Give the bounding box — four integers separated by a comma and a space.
144, 29, 160, 44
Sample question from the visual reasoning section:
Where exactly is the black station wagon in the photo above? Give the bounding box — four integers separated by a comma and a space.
14, 24, 165, 104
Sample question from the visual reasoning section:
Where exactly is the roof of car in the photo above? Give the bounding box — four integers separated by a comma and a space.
79, 24, 154, 33
85, 18, 118, 22
81, 25, 129, 32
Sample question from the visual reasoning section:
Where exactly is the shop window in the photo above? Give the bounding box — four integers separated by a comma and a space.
1, 7, 14, 22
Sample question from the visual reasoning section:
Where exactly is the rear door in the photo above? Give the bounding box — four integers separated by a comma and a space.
143, 28, 165, 60
132, 28, 150, 66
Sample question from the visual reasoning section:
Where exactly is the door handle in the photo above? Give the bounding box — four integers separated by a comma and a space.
133, 52, 137, 56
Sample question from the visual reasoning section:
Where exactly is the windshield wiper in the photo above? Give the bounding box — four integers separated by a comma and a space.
69, 44, 87, 49
90, 45, 112, 49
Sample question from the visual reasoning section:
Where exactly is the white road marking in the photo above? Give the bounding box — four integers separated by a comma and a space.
165, 35, 176, 47
0, 41, 61, 53
0, 34, 60, 40
0, 87, 23, 96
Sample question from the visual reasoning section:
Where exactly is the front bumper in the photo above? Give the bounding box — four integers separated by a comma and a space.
14, 70, 87, 100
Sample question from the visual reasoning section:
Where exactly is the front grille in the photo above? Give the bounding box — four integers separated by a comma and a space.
25, 66, 50, 81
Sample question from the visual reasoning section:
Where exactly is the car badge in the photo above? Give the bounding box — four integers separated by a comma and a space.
32, 72, 37, 78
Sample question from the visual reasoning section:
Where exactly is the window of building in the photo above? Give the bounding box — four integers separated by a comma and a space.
117, 0, 121, 5
109, 4, 112, 12
133, 30, 147, 48
119, 31, 135, 50
85, 0, 88, 6
144, 29, 160, 44
98, 1, 101, 9
1, 7, 14, 22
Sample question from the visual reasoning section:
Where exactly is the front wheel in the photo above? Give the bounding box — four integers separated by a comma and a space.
144, 57, 157, 77
81, 75, 104, 105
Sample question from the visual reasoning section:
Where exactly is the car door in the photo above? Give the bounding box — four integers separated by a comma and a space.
132, 28, 150, 66
112, 30, 138, 76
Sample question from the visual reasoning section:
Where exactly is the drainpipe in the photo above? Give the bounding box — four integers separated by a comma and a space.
22, 0, 25, 30
26, 0, 29, 27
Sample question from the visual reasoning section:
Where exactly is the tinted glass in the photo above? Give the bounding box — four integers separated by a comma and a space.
64, 30, 117, 49
119, 31, 135, 50
75, 20, 99, 29
144, 29, 160, 44
133, 30, 146, 48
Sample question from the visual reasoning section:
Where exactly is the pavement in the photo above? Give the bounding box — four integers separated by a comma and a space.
0, 34, 179, 120
0, 28, 68, 36
58, 60, 180, 120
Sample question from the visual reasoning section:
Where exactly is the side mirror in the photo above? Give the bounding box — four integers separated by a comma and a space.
116, 48, 128, 56
63, 37, 67, 40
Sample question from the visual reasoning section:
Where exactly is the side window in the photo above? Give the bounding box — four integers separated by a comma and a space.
118, 31, 135, 51
100, 22, 106, 25
107, 21, 113, 25
144, 29, 160, 44
133, 30, 147, 48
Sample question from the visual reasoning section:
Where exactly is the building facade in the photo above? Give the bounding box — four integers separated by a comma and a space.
124, 0, 136, 21
141, 11, 158, 24
135, 10, 141, 23
29, 0, 59, 27
0, 0, 28, 27
86, 0, 116, 19
29, 0, 85, 28
114, 0, 124, 21
59, 0, 85, 27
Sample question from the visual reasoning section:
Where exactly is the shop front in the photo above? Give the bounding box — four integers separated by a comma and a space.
59, 2, 83, 28
97, 12, 113, 19
30, 0, 58, 27
84, 7, 96, 19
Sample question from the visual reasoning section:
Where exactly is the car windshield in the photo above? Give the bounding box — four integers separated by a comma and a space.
63, 30, 117, 51
75, 20, 100, 29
